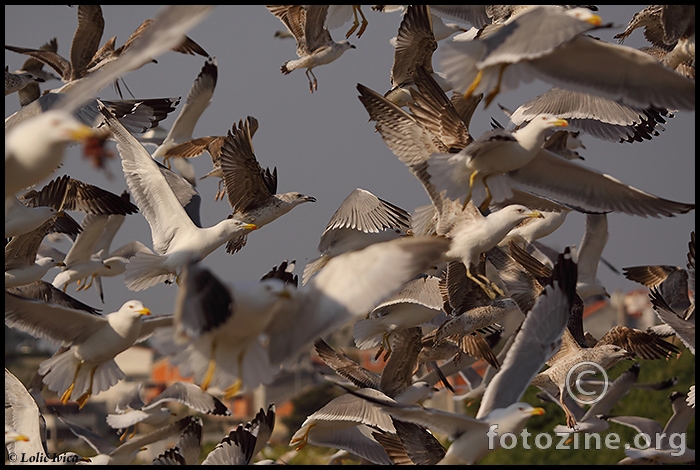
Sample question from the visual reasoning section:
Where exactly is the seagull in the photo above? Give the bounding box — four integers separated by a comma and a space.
614, 5, 696, 76
339, 249, 578, 464
352, 273, 443, 351
9, 37, 60, 107
5, 66, 44, 96
98, 103, 258, 291
5, 219, 67, 288
5, 5, 214, 200
505, 87, 676, 144
288, 388, 398, 465
50, 213, 122, 293
266, 5, 356, 93
4, 293, 172, 408
217, 116, 316, 254
425, 113, 569, 212
544, 361, 643, 438
440, 5, 695, 111
303, 187, 412, 285
602, 391, 696, 464
150, 235, 449, 397
531, 328, 636, 430
152, 56, 219, 186
383, 5, 451, 107
106, 381, 230, 440
5, 368, 90, 465
623, 231, 694, 317
58, 414, 200, 465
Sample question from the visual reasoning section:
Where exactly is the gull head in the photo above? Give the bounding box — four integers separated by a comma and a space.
486, 402, 546, 433
566, 8, 602, 26
117, 300, 151, 319
598, 345, 636, 368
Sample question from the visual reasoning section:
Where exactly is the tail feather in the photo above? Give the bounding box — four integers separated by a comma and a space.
39, 350, 81, 396
301, 255, 329, 285
281, 61, 292, 75
352, 318, 385, 350
124, 251, 173, 291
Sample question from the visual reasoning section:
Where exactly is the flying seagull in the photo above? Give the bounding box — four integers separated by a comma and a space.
99, 102, 257, 291
266, 5, 356, 93
218, 116, 316, 254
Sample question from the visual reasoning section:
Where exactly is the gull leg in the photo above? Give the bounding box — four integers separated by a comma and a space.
290, 423, 316, 451
355, 5, 368, 38
464, 69, 483, 99
478, 176, 494, 215
201, 339, 217, 391
310, 70, 319, 92
61, 361, 83, 404
81, 275, 95, 291
76, 366, 97, 409
466, 269, 498, 300
216, 179, 225, 201
561, 394, 579, 431
305, 70, 314, 93
461, 170, 480, 211
477, 272, 504, 297
483, 64, 507, 108
223, 349, 246, 400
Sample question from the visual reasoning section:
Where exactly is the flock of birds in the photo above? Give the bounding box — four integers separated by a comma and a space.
5, 4, 696, 465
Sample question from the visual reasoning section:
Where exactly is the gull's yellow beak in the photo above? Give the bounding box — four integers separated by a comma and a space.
528, 211, 545, 219
56, 261, 66, 267
138, 307, 151, 316
68, 124, 94, 141
550, 118, 568, 128
530, 407, 546, 416
243, 223, 257, 231
587, 14, 602, 26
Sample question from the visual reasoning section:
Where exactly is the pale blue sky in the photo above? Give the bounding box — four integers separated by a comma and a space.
5, 5, 695, 318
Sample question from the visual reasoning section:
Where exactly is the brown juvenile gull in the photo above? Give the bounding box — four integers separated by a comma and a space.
5, 66, 44, 96
217, 116, 316, 254
266, 5, 356, 93
383, 5, 451, 107
531, 328, 636, 430
10, 37, 60, 107
303, 187, 411, 285
98, 103, 258, 291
